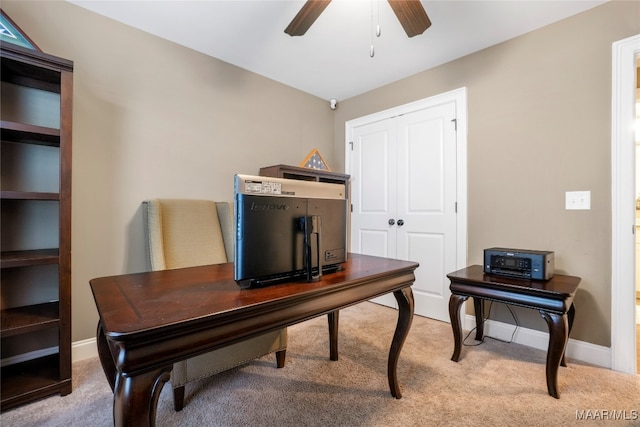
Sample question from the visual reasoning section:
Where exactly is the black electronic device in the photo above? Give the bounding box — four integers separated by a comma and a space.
234, 174, 347, 288
483, 247, 554, 280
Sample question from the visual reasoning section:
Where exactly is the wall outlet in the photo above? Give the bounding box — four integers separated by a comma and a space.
565, 191, 591, 210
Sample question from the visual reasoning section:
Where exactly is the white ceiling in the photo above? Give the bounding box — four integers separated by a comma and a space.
68, 0, 607, 101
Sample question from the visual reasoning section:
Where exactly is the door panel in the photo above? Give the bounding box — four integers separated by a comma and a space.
405, 232, 447, 318
360, 135, 391, 213
405, 118, 444, 212
359, 229, 389, 257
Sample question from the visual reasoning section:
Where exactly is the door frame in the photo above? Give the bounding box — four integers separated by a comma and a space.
611, 34, 639, 375
345, 87, 468, 307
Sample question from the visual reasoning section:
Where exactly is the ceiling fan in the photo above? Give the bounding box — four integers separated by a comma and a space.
285, 0, 431, 38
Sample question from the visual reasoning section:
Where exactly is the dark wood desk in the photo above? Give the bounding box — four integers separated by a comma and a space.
447, 265, 581, 398
90, 253, 418, 427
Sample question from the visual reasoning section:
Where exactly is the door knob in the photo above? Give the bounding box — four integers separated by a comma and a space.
388, 219, 395, 225
397, 219, 404, 226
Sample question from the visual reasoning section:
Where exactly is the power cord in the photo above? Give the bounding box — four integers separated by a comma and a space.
462, 301, 520, 347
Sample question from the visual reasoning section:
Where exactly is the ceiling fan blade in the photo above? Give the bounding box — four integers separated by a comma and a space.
285, 0, 332, 36
387, 0, 431, 38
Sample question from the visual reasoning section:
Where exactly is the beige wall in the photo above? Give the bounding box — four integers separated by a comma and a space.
2, 1, 334, 342
3, 1, 639, 348
334, 1, 640, 346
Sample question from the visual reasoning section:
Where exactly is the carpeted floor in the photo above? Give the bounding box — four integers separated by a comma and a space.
2, 302, 639, 426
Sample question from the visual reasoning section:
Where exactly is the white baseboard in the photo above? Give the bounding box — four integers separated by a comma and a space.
72, 338, 98, 362
70, 317, 613, 370
463, 314, 611, 369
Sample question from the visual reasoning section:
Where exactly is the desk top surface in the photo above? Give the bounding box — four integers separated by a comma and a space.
447, 265, 581, 298
90, 253, 418, 339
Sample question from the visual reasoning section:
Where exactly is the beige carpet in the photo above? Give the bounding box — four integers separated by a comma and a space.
2, 302, 639, 426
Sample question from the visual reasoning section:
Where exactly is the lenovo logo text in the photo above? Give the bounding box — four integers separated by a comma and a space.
250, 202, 289, 211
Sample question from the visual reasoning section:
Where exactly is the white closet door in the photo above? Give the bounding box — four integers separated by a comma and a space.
350, 117, 397, 258
349, 99, 459, 321
396, 102, 458, 321
350, 117, 398, 307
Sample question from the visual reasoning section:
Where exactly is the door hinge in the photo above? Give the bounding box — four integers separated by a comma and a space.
451, 118, 457, 131
349, 141, 354, 151
455, 202, 458, 213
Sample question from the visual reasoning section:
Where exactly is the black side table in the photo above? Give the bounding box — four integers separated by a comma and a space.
447, 265, 581, 398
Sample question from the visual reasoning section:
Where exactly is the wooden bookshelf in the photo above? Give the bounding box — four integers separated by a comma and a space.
1, 41, 73, 410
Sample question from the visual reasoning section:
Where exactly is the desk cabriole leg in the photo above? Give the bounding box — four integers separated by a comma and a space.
473, 297, 484, 341
540, 310, 568, 399
561, 303, 576, 367
328, 310, 339, 361
113, 366, 172, 427
96, 321, 116, 391
388, 286, 414, 399
448, 294, 468, 362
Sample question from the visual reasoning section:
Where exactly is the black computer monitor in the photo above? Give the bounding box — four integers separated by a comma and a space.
233, 174, 347, 288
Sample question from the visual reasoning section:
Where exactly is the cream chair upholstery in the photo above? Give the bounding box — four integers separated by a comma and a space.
143, 199, 287, 411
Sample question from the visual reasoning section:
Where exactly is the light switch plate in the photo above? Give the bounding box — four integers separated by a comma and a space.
565, 191, 591, 210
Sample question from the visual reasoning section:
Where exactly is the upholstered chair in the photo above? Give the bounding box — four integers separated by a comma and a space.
142, 199, 287, 411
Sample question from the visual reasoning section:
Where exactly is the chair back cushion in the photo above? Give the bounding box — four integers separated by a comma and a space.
214, 201, 234, 263
144, 199, 229, 270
